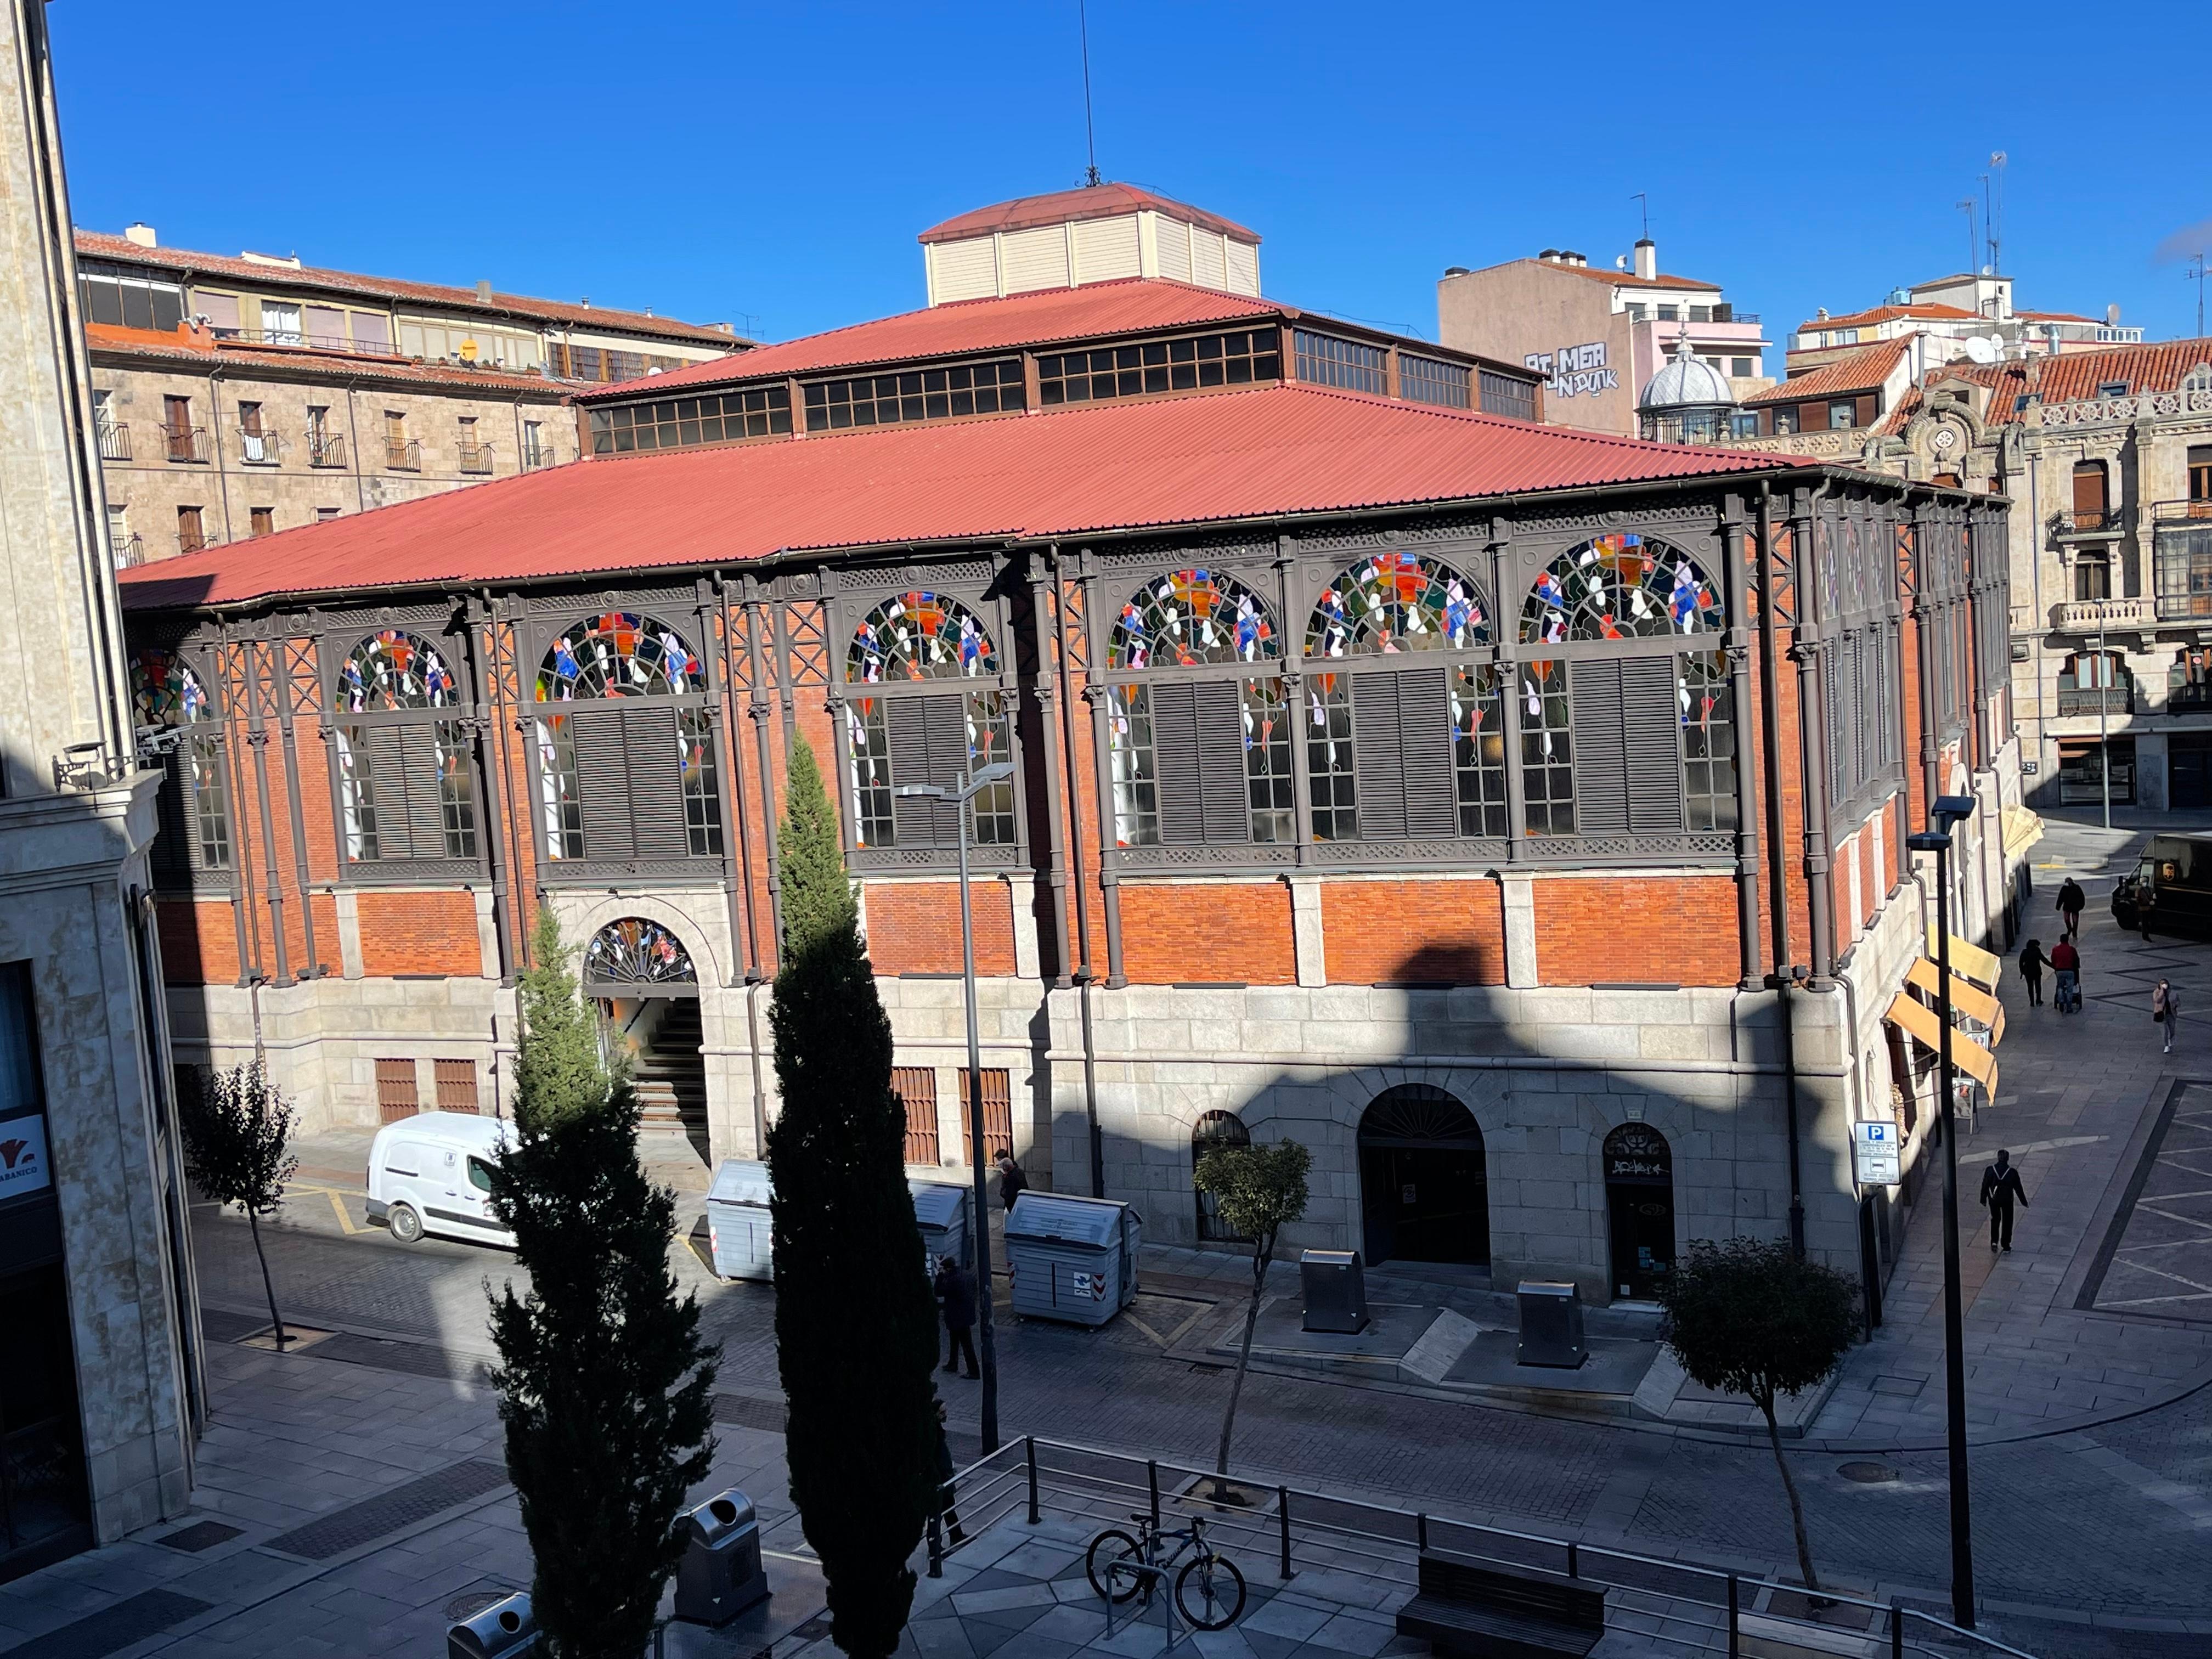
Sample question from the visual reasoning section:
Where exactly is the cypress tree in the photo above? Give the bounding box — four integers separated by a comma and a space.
768, 740, 941, 1659
487, 907, 718, 1658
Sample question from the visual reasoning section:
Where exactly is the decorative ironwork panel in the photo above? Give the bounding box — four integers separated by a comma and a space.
583, 917, 697, 987
536, 612, 706, 700
1307, 552, 1490, 657
338, 629, 461, 711
847, 590, 998, 684
1523, 534, 1724, 644
1109, 568, 1279, 668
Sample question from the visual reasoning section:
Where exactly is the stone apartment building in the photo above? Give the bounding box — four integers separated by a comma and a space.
117, 184, 2023, 1318
76, 227, 751, 564
0, 0, 196, 1583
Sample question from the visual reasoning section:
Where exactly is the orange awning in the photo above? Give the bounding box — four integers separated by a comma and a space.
1884, 991, 1997, 1092
1905, 957, 2006, 1045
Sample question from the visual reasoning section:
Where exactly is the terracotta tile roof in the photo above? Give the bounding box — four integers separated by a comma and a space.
87, 324, 574, 396
73, 230, 749, 349
119, 381, 1793, 612
1534, 260, 1720, 293
1793, 302, 1977, 333
2015, 309, 2098, 325
570, 279, 1290, 402
1895, 336, 2212, 427
1743, 337, 1915, 406
918, 184, 1258, 245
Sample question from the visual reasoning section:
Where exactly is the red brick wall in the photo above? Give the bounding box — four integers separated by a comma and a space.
157, 897, 237, 985
1119, 883, 1296, 985
356, 891, 482, 977
1533, 877, 1740, 986
865, 881, 1017, 976
1323, 881, 1505, 985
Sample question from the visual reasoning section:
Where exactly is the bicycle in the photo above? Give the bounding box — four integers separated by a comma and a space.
1085, 1511, 1247, 1630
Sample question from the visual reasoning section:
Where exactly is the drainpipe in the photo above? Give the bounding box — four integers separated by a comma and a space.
208, 366, 234, 546
1755, 485, 1807, 1257
1047, 544, 1106, 1198
344, 377, 367, 513
1794, 480, 1840, 987
740, 586, 779, 1154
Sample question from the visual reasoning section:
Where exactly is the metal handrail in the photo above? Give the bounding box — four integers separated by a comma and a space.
308, 433, 347, 468
2151, 499, 2212, 523
163, 426, 209, 463
97, 420, 131, 461
385, 437, 421, 470
932, 1437, 2042, 1659
458, 441, 495, 475
112, 532, 145, 568
521, 443, 555, 471
238, 427, 281, 465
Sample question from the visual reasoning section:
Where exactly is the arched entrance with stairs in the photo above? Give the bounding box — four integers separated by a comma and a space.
583, 918, 707, 1162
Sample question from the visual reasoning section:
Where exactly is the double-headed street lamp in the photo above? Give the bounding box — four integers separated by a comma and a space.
1906, 793, 1982, 1630
896, 760, 1014, 1454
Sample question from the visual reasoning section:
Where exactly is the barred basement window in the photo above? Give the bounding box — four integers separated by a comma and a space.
1293, 330, 1386, 394
1039, 330, 1280, 404
589, 387, 792, 453
843, 591, 1014, 850
1478, 370, 1538, 422
1400, 355, 1472, 409
1518, 661, 1575, 834
803, 359, 1024, 431
132, 649, 230, 882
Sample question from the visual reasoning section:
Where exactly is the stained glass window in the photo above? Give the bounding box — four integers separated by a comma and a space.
334, 722, 477, 861
338, 629, 460, 711
1452, 667, 1508, 837
1518, 661, 1575, 833
1108, 568, 1278, 669
967, 692, 1017, 844
847, 591, 998, 684
1308, 552, 1489, 657
584, 917, 696, 986
1520, 534, 1725, 644
131, 650, 230, 871
1305, 673, 1357, 840
1680, 652, 1737, 832
844, 689, 1013, 848
131, 649, 213, 728
535, 612, 703, 701
1105, 678, 1286, 844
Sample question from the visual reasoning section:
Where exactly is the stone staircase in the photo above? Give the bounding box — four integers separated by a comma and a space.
631, 998, 707, 1150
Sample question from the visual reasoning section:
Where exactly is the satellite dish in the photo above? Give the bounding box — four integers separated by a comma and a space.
1963, 335, 1999, 365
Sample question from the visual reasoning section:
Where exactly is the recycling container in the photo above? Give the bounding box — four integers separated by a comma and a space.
1003, 1192, 1142, 1327
674, 1487, 769, 1626
1300, 1249, 1369, 1334
910, 1179, 972, 1277
448, 1592, 537, 1658
707, 1160, 775, 1282
1515, 1280, 1587, 1369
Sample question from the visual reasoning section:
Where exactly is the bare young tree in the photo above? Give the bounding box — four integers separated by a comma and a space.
1193, 1139, 1311, 1494
178, 1059, 299, 1346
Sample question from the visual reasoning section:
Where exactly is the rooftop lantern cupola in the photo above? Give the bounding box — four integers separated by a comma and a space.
1638, 333, 1737, 445
917, 183, 1261, 306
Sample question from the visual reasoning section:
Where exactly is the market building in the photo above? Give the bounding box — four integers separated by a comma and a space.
118, 187, 2023, 1310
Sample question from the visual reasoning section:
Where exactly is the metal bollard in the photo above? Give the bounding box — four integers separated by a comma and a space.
1277, 1486, 1294, 1582
1026, 1436, 1040, 1526
1415, 1514, 1428, 1551
1890, 1599, 1904, 1659
1726, 1575, 1740, 1658
1147, 1460, 1161, 1527
1566, 1542, 1578, 1579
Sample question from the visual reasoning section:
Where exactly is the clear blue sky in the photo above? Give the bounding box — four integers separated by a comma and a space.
51, 1, 2212, 356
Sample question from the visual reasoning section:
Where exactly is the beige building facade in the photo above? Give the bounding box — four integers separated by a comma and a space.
0, 0, 197, 1582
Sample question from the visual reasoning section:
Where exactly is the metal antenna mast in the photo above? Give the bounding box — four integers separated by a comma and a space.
1630, 191, 1649, 240
1078, 0, 1102, 187
2190, 253, 2207, 338
1956, 199, 1977, 276
1988, 151, 2006, 273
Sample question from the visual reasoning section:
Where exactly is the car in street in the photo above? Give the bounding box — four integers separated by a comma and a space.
366, 1111, 516, 1249
2113, 833, 2212, 939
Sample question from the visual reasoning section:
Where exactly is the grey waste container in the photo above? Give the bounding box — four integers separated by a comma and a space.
1004, 1193, 1142, 1327
448, 1592, 537, 1658
910, 1180, 972, 1277
674, 1487, 769, 1626
1300, 1250, 1369, 1334
1516, 1280, 1586, 1368
707, 1160, 775, 1282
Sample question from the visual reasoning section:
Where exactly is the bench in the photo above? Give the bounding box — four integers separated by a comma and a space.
1395, 1551, 1606, 1659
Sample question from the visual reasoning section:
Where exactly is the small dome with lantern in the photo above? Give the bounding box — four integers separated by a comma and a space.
1639, 334, 1739, 444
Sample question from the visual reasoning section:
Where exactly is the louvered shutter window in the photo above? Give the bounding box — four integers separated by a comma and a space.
153, 750, 195, 883
1148, 680, 1250, 845
1350, 669, 1457, 840
624, 705, 689, 859
364, 726, 449, 859
568, 706, 636, 860
1570, 661, 1629, 834
1570, 658, 1684, 836
886, 693, 970, 847
1149, 681, 1204, 844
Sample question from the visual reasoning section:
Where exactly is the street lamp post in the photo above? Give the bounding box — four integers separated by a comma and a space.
1908, 793, 1982, 1630
897, 761, 1015, 1454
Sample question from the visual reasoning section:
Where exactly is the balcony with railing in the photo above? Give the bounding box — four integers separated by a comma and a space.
307, 432, 347, 469
2169, 680, 2212, 714
2152, 499, 2212, 524
521, 441, 555, 472
2154, 504, 2212, 622
237, 427, 281, 466
385, 437, 421, 471
2050, 506, 2123, 539
111, 532, 145, 568
176, 528, 211, 556
2054, 597, 2155, 633
2056, 685, 2133, 717
163, 426, 209, 464
96, 420, 131, 461
457, 441, 495, 475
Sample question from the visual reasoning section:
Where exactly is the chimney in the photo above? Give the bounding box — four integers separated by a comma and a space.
1633, 238, 1656, 281
1561, 250, 1587, 268
476, 279, 493, 304
1816, 307, 1829, 320
123, 222, 156, 249
1538, 248, 1560, 262
2106, 303, 2121, 328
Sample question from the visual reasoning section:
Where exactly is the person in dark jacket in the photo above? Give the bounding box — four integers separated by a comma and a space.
2057, 877, 2087, 942
2018, 939, 2050, 1007
1978, 1149, 2030, 1251
934, 1254, 979, 1378
933, 1400, 966, 1547
993, 1148, 1028, 1212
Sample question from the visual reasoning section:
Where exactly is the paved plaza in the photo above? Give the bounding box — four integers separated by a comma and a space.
7, 814, 2212, 1657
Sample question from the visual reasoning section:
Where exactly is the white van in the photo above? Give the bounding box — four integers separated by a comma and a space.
366, 1111, 516, 1249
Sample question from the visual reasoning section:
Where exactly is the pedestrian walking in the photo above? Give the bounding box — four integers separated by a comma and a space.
2154, 978, 2180, 1055
992, 1147, 1028, 1212
1978, 1149, 2030, 1251
2018, 938, 2050, 1007
2057, 876, 2087, 942
933, 1253, 979, 1379
933, 1400, 967, 1547
2051, 936, 2081, 1014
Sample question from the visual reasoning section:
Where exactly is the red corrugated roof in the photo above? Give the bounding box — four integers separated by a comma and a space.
119, 381, 1793, 611
571, 278, 1285, 402
918, 184, 1258, 246
1743, 337, 1915, 405
74, 230, 749, 349
87, 324, 572, 395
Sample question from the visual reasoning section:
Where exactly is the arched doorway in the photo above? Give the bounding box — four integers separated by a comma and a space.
1192, 1110, 1250, 1243
582, 918, 706, 1160
1357, 1086, 1487, 1267
1603, 1124, 1675, 1300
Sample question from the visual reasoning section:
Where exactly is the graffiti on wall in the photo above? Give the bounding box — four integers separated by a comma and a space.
1523, 341, 1619, 399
